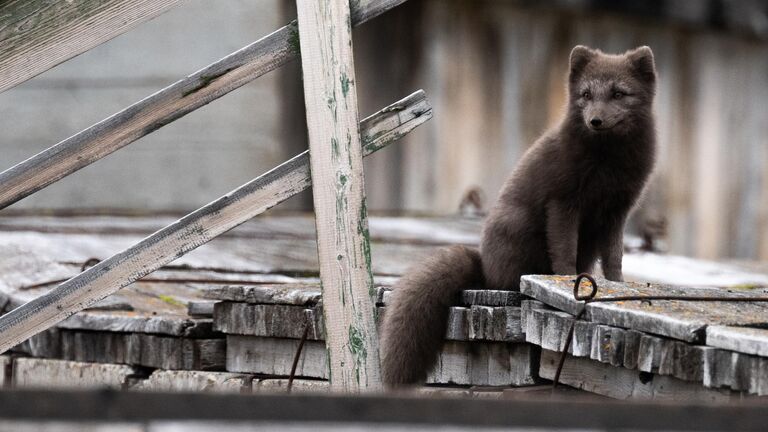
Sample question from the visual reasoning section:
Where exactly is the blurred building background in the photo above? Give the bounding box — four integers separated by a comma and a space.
1, 0, 767, 261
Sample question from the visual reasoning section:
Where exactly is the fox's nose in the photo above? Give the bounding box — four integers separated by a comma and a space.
590, 118, 603, 127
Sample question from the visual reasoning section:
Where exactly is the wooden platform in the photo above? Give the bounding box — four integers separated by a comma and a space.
2, 212, 768, 398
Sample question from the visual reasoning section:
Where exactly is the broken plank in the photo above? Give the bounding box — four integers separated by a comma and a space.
0, 90, 432, 355
0, 0, 409, 209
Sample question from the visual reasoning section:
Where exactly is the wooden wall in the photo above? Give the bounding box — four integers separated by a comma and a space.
345, 0, 768, 260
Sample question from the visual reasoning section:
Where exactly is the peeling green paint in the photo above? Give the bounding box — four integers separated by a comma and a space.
340, 73, 351, 97
348, 324, 367, 364
331, 137, 339, 161
287, 20, 300, 54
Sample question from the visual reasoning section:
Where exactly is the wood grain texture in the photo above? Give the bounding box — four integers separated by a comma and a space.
297, 0, 380, 390
225, 335, 537, 386
521, 275, 768, 343
539, 349, 734, 402
0, 91, 432, 355
0, 0, 181, 93
0, 0, 409, 211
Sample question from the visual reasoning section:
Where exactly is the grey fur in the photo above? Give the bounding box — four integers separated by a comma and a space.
381, 46, 657, 387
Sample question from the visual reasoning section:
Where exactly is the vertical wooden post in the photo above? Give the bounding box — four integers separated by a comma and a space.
296, 1, 381, 390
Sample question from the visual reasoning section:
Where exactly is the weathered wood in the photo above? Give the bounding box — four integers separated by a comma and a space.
226, 335, 329, 379
539, 349, 735, 402
426, 341, 538, 387
204, 284, 322, 306
255, 378, 330, 394
707, 326, 768, 357
226, 335, 537, 386
521, 275, 768, 343
58, 330, 225, 371
133, 370, 253, 393
12, 357, 139, 390
592, 325, 626, 367
0, 0, 181, 93
0, 91, 432, 355
213, 302, 323, 340
297, 0, 380, 391
214, 301, 522, 343
0, 0, 409, 210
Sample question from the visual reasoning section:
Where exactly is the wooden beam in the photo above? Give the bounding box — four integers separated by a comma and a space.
0, 90, 432, 355
296, 0, 380, 391
0, 0, 409, 210
0, 0, 181, 93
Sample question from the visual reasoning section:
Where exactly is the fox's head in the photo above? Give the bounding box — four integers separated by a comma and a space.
567, 45, 656, 135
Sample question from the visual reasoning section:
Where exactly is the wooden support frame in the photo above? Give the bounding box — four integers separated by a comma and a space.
0, 91, 432, 355
0, 0, 182, 93
296, 0, 380, 390
0, 0, 408, 211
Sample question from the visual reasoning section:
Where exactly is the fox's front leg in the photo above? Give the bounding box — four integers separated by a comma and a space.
600, 219, 625, 282
546, 201, 578, 275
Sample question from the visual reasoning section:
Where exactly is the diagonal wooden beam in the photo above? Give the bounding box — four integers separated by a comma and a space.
0, 0, 182, 93
0, 0, 409, 210
0, 90, 432, 355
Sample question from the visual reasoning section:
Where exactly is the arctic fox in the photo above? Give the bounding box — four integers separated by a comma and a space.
381, 45, 658, 386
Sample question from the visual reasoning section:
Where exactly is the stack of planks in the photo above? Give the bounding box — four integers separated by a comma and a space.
521, 275, 768, 401
3, 214, 768, 397
206, 283, 539, 390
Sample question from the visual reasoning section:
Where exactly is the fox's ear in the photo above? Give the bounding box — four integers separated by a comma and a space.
627, 46, 656, 84
569, 45, 596, 80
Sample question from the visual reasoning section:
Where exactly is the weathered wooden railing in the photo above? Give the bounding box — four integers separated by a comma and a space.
0, 0, 426, 392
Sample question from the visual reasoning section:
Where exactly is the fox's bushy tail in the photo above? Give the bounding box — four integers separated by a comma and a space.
380, 245, 482, 386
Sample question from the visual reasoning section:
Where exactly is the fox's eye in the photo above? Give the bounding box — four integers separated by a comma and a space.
582, 91, 591, 100
613, 91, 625, 99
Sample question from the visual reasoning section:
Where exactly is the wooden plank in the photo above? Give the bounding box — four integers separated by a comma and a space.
204, 284, 322, 306
214, 302, 522, 343
58, 330, 225, 371
0, 0, 181, 93
0, 91, 432, 355
539, 349, 734, 402
213, 302, 323, 340
0, 0, 409, 211
296, 0, 380, 391
521, 275, 768, 343
426, 341, 538, 387
226, 334, 537, 387
12, 357, 139, 390
707, 326, 768, 357
133, 370, 253, 393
